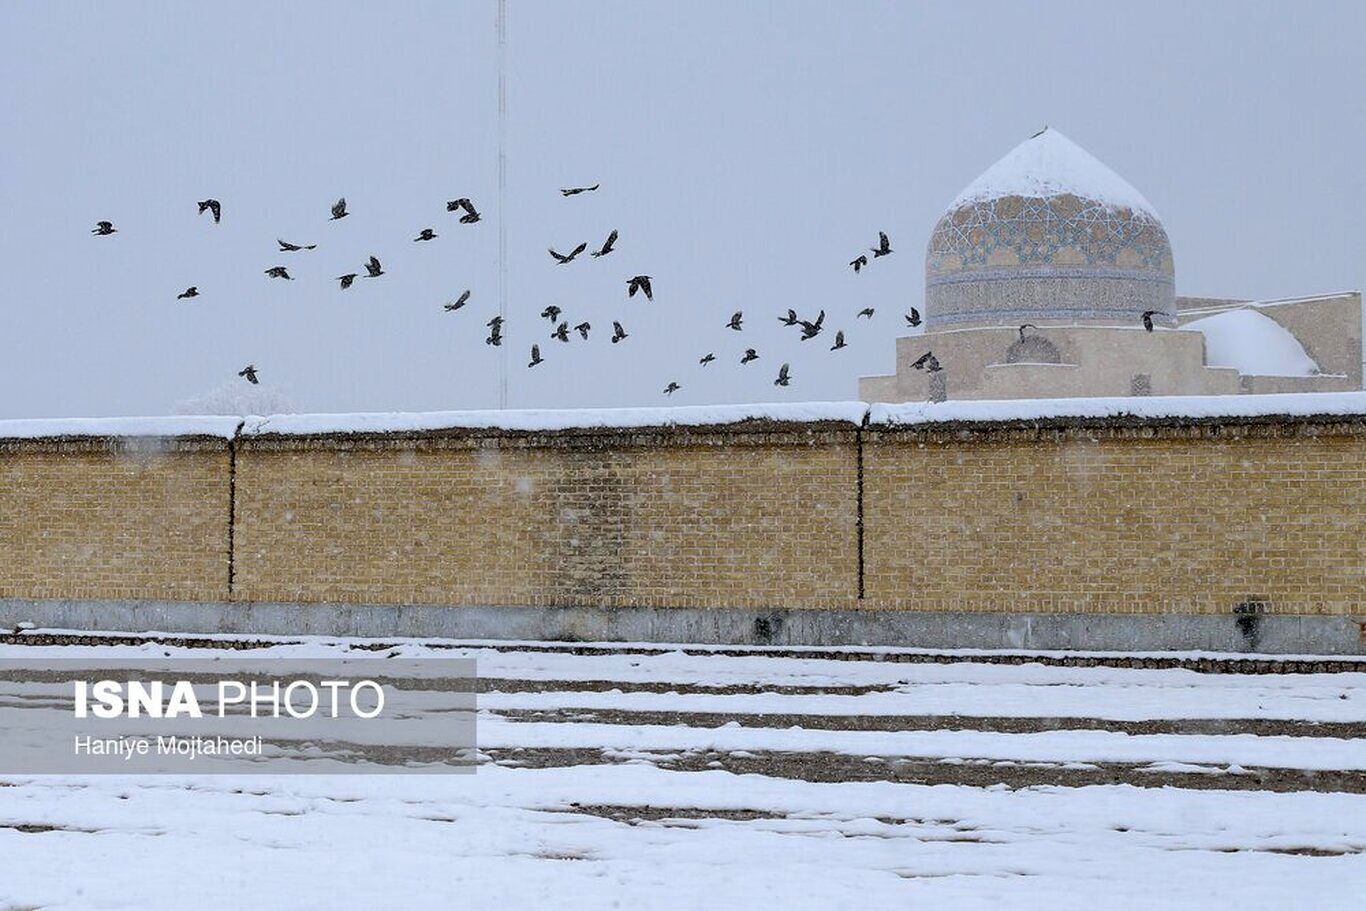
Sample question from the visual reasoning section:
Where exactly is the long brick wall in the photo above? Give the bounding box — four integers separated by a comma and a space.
0, 402, 1362, 621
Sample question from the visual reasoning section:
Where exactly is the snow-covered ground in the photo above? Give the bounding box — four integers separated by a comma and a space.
1, 636, 1364, 909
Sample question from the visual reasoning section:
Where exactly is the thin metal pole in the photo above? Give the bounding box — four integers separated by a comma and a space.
496, 0, 509, 409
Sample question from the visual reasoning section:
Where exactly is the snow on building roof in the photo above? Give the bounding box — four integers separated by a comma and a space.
946, 128, 1159, 218
869, 391, 1366, 428
1184, 309, 1320, 377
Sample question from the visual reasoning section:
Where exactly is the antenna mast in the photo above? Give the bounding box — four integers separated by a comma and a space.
496, 0, 509, 408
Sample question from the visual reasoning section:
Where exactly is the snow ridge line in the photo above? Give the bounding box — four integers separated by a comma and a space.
3, 391, 1366, 441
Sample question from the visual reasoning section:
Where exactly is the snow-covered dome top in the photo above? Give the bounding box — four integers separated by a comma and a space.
1184, 308, 1321, 377
947, 128, 1160, 218
925, 128, 1175, 330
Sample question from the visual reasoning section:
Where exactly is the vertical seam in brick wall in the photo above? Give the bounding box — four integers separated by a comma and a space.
227, 422, 242, 600
856, 425, 865, 601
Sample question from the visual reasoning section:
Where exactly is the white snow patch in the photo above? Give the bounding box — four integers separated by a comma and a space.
946, 128, 1160, 218
480, 683, 1366, 724
1185, 309, 1321, 377
474, 717, 1366, 771
0, 415, 243, 440
240, 401, 869, 436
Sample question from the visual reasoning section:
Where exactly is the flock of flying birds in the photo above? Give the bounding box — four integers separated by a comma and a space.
91, 187, 917, 397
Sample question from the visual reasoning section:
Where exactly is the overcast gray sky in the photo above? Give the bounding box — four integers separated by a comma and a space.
2, 0, 1363, 419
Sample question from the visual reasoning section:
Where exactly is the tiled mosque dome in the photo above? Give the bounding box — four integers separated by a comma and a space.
925, 128, 1175, 330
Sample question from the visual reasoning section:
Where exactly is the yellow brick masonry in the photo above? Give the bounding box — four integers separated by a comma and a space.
0, 438, 230, 601
862, 422, 1366, 614
232, 428, 861, 609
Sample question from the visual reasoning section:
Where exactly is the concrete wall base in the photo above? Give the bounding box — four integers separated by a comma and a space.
2, 599, 1364, 654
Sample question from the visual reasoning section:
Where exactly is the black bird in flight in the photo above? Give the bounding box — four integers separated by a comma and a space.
699, 353, 716, 366
663, 382, 680, 396
1141, 310, 1159, 332
444, 290, 471, 311
850, 254, 867, 274
798, 310, 825, 340
337, 273, 357, 289
871, 231, 892, 258
552, 321, 570, 342
627, 275, 653, 300
591, 229, 618, 257
330, 197, 349, 220
238, 364, 259, 385
561, 184, 600, 196
774, 363, 791, 386
549, 242, 588, 264
92, 220, 116, 236
528, 344, 544, 367
486, 315, 504, 346
414, 228, 437, 242
364, 255, 384, 278
278, 239, 317, 252
575, 321, 592, 340
264, 266, 292, 280
197, 199, 221, 223
910, 351, 942, 373
740, 348, 759, 364
540, 305, 562, 322
779, 309, 799, 326
905, 307, 921, 327
447, 198, 481, 223
726, 311, 743, 331
830, 330, 847, 351
610, 321, 627, 343
1018, 323, 1038, 340
177, 286, 199, 300
857, 307, 875, 319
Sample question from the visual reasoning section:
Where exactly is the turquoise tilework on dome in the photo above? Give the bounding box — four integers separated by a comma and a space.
923, 192, 1177, 329
926, 194, 1174, 279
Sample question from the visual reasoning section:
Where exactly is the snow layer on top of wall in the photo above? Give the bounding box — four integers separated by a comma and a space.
0, 415, 243, 441
1185, 309, 1320, 377
4, 392, 1364, 441
869, 391, 1366, 428
946, 128, 1159, 217
240, 401, 870, 436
